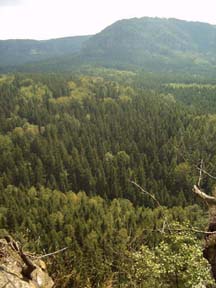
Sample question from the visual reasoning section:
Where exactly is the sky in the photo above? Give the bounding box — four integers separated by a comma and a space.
0, 0, 216, 40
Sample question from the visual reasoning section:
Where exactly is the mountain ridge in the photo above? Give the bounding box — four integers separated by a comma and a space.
0, 35, 90, 67
80, 17, 216, 70
1, 17, 216, 73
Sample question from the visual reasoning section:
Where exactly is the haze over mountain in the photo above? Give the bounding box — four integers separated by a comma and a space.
1, 17, 216, 73
81, 17, 216, 71
0, 35, 90, 67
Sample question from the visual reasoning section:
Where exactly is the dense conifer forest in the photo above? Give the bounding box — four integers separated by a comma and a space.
1, 70, 216, 286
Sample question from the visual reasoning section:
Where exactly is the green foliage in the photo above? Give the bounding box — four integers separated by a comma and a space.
0, 73, 207, 206
1, 71, 216, 286
1, 73, 216, 206
0, 185, 210, 287
125, 225, 213, 287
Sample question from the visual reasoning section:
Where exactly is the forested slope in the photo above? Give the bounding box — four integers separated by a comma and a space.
0, 35, 90, 68
1, 71, 216, 286
1, 72, 216, 205
1, 17, 216, 73
81, 17, 216, 71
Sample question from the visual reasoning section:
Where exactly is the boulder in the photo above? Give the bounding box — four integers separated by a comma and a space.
0, 237, 54, 288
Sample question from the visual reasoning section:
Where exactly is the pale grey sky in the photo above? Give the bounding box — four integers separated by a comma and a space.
0, 0, 216, 40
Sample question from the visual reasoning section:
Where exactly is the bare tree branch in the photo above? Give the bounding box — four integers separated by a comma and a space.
130, 181, 172, 234
36, 247, 68, 259
130, 181, 161, 207
185, 228, 216, 235
193, 185, 216, 205
198, 159, 203, 187
196, 166, 216, 180
130, 227, 216, 236
155, 227, 216, 235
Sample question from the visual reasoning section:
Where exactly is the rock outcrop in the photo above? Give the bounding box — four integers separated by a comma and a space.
0, 236, 54, 288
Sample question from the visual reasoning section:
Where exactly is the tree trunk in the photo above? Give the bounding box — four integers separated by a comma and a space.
193, 185, 216, 281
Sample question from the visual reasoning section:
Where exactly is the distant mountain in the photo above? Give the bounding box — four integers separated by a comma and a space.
0, 35, 90, 68
1, 17, 216, 73
81, 17, 216, 71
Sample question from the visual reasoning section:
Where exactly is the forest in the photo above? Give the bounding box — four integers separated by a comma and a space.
1, 70, 216, 287
2, 18, 216, 74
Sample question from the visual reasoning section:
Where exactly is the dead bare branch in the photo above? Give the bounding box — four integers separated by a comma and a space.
196, 166, 216, 181
130, 181, 161, 207
36, 247, 68, 259
193, 185, 216, 205
149, 227, 216, 235
198, 159, 203, 187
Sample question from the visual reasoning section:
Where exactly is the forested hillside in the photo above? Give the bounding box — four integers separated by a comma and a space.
1, 17, 216, 73
81, 17, 216, 71
1, 72, 216, 205
1, 71, 216, 286
0, 35, 90, 69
